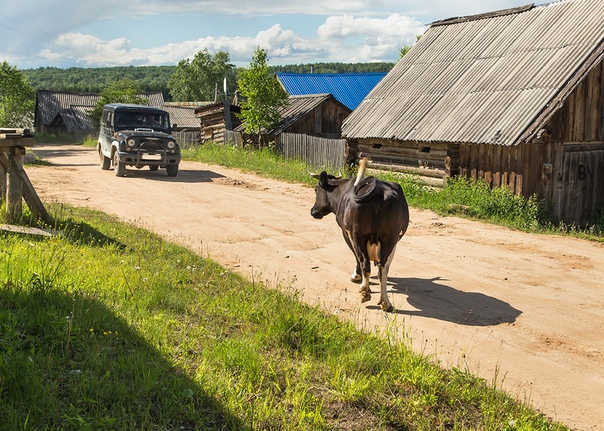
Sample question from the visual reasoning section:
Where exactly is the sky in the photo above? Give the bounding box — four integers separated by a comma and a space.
1, 0, 552, 70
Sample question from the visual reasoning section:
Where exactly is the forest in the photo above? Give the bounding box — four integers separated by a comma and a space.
21, 62, 395, 100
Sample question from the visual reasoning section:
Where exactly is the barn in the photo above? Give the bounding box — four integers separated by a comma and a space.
342, 0, 604, 226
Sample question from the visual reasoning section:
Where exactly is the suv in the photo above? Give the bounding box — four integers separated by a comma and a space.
98, 104, 181, 177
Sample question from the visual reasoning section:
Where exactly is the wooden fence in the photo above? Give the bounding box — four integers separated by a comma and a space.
277, 133, 346, 169
173, 129, 201, 149
223, 131, 346, 169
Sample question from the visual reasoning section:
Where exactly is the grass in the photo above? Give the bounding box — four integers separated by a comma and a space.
0, 205, 570, 430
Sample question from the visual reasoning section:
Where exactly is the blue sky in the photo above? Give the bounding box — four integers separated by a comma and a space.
1, 0, 551, 69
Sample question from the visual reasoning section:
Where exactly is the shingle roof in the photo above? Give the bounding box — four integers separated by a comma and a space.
342, 0, 604, 146
276, 72, 387, 110
161, 105, 200, 129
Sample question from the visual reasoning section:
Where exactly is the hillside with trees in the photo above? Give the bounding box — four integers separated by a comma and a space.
21, 62, 395, 100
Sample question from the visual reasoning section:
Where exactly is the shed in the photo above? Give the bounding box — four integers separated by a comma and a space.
194, 102, 242, 144
342, 0, 604, 226
35, 90, 165, 138
276, 73, 387, 110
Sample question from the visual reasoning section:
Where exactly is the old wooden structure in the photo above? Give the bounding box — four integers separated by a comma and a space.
342, 0, 604, 225
0, 129, 52, 224
195, 103, 241, 144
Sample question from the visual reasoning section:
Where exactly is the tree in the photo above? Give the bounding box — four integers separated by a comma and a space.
89, 79, 147, 129
400, 35, 422, 58
237, 47, 289, 143
168, 49, 235, 102
0, 61, 35, 128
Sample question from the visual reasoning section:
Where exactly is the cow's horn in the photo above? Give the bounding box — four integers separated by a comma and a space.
308, 171, 320, 179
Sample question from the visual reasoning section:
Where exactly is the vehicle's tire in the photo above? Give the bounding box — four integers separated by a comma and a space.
99, 146, 111, 170
113, 151, 126, 177
166, 164, 178, 177
149, 165, 159, 171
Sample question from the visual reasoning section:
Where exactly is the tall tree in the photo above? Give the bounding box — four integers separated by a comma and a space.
0, 61, 35, 128
237, 47, 288, 142
168, 49, 235, 102
89, 79, 147, 128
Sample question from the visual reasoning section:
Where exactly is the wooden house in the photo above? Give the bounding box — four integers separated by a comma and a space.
342, 0, 604, 226
276, 72, 387, 110
266, 93, 351, 139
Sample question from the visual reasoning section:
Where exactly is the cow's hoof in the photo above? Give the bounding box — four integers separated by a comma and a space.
350, 273, 362, 283
360, 292, 371, 303
380, 302, 394, 312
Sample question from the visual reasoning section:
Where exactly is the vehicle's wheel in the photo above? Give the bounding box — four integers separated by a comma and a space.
149, 165, 159, 171
166, 164, 178, 177
113, 151, 126, 177
99, 146, 111, 170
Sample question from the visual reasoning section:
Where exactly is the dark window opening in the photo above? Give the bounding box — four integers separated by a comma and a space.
421, 147, 431, 153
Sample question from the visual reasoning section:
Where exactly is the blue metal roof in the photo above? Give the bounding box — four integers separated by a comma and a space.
276, 72, 387, 110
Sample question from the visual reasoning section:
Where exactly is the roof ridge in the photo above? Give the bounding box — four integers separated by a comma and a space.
429, 3, 534, 26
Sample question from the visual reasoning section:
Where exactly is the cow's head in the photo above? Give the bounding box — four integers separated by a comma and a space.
310, 171, 341, 219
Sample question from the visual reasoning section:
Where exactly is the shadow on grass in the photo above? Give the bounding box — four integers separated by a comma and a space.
0, 285, 243, 430
367, 276, 522, 326
57, 219, 127, 250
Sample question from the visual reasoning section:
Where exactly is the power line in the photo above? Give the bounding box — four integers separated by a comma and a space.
0, 47, 83, 68
0, 12, 98, 66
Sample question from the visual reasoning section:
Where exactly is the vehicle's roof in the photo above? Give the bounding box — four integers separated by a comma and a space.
104, 103, 168, 114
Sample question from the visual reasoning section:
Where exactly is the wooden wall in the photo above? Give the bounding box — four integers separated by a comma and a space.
348, 60, 604, 225
284, 100, 350, 138
350, 139, 456, 186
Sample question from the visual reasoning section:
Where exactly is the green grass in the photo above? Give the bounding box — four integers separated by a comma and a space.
0, 205, 569, 430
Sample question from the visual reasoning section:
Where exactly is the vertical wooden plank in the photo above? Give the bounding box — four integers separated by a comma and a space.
492, 144, 502, 188
566, 88, 576, 142
469, 143, 478, 180
483, 143, 494, 186
585, 63, 601, 142
573, 80, 586, 142
515, 145, 523, 196
6, 150, 23, 221
553, 142, 564, 223
501, 145, 510, 190
0, 152, 6, 204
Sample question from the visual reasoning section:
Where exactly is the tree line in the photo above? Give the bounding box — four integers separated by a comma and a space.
21, 61, 395, 99
4, 50, 399, 133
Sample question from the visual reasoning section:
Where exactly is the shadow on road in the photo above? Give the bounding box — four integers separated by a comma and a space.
367, 276, 522, 326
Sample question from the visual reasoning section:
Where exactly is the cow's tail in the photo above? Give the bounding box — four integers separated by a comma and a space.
355, 157, 369, 186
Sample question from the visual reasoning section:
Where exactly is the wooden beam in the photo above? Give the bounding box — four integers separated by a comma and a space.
0, 152, 53, 226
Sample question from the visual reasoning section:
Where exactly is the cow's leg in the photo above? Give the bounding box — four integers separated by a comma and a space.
351, 263, 362, 283
359, 267, 371, 303
344, 230, 362, 283
377, 244, 397, 312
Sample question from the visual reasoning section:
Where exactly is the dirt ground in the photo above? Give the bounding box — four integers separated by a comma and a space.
25, 144, 604, 431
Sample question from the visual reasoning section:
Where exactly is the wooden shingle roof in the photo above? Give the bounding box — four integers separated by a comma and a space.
342, 0, 604, 146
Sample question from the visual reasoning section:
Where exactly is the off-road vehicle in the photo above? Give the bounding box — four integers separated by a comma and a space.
98, 104, 181, 177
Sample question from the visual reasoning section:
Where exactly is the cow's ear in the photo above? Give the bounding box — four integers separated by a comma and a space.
319, 171, 330, 187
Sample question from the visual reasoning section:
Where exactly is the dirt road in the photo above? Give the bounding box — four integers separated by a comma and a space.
27, 144, 604, 431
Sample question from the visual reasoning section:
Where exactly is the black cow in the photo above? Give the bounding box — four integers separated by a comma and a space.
310, 158, 409, 311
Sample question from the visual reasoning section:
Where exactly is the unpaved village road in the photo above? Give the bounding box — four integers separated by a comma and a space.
27, 144, 604, 430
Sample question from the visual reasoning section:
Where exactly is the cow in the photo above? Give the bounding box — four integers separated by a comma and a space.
310, 158, 409, 312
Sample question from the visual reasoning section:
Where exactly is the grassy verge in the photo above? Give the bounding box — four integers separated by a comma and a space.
182, 143, 604, 241
1, 205, 568, 430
